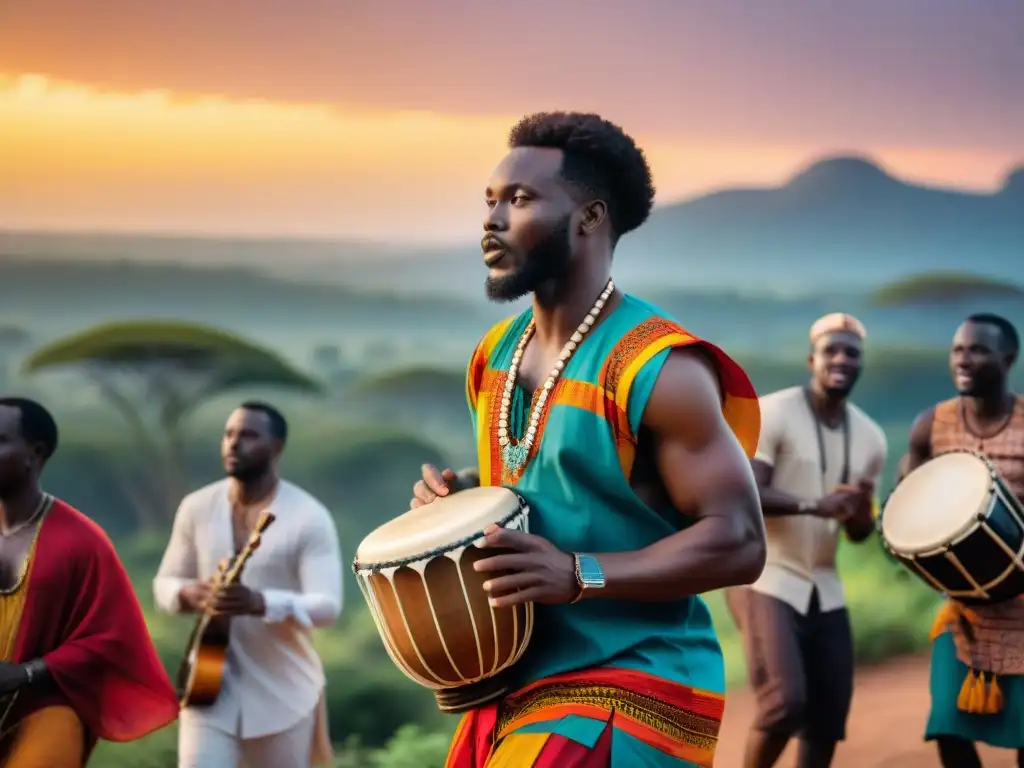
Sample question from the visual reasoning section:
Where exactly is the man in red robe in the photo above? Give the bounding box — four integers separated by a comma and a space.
0, 396, 179, 766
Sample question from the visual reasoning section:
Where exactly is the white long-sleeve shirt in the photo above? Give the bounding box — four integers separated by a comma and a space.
154, 478, 342, 739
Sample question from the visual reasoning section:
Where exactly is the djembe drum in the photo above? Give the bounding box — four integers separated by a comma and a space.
880, 449, 1024, 604
353, 486, 534, 713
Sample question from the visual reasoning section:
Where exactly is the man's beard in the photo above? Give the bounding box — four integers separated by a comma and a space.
956, 366, 1002, 397
484, 217, 572, 303
824, 385, 854, 400
0, 463, 30, 498
823, 372, 860, 400
225, 461, 269, 482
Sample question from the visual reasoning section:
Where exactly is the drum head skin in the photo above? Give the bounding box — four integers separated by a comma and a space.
883, 452, 993, 554
355, 486, 524, 567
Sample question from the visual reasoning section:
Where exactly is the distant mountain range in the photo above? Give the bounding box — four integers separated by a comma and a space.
3, 155, 1021, 297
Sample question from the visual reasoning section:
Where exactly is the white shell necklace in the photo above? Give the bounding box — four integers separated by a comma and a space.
499, 278, 615, 472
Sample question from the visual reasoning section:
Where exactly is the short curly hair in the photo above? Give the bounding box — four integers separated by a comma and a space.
0, 396, 59, 460
508, 112, 656, 240
966, 313, 1020, 359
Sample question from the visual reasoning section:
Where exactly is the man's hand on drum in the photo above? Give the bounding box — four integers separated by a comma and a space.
410, 464, 460, 509
473, 526, 578, 607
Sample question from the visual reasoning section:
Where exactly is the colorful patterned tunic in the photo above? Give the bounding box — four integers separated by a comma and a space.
447, 295, 760, 767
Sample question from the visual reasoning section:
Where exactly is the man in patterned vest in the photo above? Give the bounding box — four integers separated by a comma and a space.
900, 313, 1024, 768
409, 111, 767, 767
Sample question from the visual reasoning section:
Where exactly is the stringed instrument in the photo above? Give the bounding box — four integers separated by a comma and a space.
176, 509, 275, 708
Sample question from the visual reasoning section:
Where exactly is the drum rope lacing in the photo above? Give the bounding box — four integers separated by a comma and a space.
499, 278, 615, 472
352, 502, 527, 572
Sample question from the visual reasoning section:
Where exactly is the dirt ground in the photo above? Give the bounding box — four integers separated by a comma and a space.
713, 654, 1017, 767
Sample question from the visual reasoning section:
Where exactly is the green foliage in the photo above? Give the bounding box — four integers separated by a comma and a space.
345, 366, 472, 450
335, 724, 453, 768
871, 271, 1024, 306
350, 366, 464, 397
22, 320, 323, 527
23, 319, 321, 393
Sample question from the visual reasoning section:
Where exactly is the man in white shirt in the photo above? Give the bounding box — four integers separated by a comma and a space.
154, 401, 342, 768
733, 314, 888, 768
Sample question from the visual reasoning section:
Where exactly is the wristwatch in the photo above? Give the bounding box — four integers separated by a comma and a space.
797, 500, 817, 514
570, 554, 606, 603
22, 658, 46, 686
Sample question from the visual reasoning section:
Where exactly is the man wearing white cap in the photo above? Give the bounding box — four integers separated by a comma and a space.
734, 313, 888, 768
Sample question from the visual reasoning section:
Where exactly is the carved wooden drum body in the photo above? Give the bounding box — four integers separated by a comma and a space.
353, 486, 533, 712
881, 450, 1024, 604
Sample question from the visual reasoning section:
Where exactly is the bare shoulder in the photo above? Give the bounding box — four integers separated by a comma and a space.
643, 346, 725, 433
908, 406, 937, 448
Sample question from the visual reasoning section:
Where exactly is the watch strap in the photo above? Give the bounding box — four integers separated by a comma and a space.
573, 553, 606, 599
22, 658, 46, 686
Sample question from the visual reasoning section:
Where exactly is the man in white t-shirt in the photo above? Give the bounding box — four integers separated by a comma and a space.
733, 314, 888, 768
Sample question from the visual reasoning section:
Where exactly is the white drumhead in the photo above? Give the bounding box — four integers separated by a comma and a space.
882, 452, 993, 554
355, 486, 524, 566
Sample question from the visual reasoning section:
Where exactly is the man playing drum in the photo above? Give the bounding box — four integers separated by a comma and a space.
411, 112, 767, 767
732, 313, 887, 768
899, 313, 1024, 768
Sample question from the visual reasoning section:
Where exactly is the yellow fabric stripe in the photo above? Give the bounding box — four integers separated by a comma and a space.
0, 528, 40, 661
466, 315, 516, 410
483, 316, 517, 354
485, 732, 549, 767
476, 390, 493, 486
613, 332, 694, 412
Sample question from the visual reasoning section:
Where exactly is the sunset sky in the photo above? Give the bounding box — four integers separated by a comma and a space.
1, 0, 1021, 242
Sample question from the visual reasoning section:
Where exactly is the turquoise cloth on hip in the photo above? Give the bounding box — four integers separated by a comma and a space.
926, 632, 1024, 749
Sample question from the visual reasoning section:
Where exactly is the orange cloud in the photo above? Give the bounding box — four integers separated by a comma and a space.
0, 73, 1016, 241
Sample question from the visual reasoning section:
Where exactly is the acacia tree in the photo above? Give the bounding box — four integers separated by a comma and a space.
23, 320, 322, 528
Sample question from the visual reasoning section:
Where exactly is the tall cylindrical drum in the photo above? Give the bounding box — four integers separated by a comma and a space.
353, 486, 533, 712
